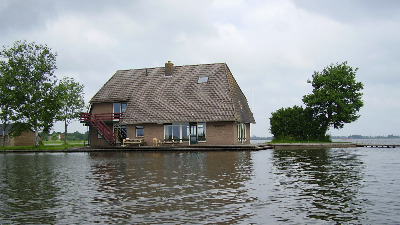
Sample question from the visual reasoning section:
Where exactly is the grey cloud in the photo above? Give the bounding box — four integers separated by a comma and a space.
293, 0, 400, 22
0, 0, 56, 32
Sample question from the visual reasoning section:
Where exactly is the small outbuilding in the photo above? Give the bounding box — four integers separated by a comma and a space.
81, 62, 255, 147
0, 124, 35, 146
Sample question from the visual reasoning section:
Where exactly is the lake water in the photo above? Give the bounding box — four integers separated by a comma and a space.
1, 140, 400, 224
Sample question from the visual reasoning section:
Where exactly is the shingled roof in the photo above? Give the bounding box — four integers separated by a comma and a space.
90, 62, 255, 124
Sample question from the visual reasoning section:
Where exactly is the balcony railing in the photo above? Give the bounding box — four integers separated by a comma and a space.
80, 113, 123, 122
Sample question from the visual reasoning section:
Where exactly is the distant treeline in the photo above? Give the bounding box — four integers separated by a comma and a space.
45, 131, 88, 141
253, 135, 400, 140
250, 135, 273, 140
332, 134, 400, 139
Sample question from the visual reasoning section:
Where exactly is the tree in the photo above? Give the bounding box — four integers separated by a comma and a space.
269, 61, 364, 142
302, 61, 364, 131
0, 57, 15, 146
55, 77, 85, 144
0, 40, 59, 146
270, 105, 328, 142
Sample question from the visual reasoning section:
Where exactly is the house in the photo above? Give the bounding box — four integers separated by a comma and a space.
0, 124, 35, 146
80, 61, 255, 147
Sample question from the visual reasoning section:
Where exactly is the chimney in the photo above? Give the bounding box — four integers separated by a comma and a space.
165, 61, 174, 76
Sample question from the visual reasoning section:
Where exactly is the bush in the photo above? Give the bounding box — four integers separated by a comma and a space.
270, 105, 330, 142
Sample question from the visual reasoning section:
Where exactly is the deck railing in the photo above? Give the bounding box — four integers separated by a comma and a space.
79, 113, 119, 145
80, 113, 123, 122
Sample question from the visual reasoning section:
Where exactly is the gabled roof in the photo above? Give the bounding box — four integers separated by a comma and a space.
90, 63, 255, 124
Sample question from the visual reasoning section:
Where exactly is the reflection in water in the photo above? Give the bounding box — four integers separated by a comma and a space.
1, 148, 400, 224
86, 151, 254, 224
0, 154, 59, 224
271, 148, 366, 223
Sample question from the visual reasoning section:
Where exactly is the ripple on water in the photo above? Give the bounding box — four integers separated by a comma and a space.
1, 148, 400, 224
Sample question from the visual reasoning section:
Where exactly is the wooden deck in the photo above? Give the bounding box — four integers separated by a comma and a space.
269, 143, 357, 150
356, 144, 400, 148
83, 144, 273, 152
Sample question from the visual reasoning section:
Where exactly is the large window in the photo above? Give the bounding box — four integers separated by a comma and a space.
237, 123, 246, 143
164, 123, 190, 141
164, 124, 180, 140
164, 123, 204, 142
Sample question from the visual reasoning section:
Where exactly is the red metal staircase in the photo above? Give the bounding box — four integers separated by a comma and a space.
79, 113, 116, 145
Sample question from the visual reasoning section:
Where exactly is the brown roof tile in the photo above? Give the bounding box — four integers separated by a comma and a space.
90, 63, 255, 124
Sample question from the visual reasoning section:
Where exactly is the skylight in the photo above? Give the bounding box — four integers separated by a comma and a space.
198, 76, 209, 83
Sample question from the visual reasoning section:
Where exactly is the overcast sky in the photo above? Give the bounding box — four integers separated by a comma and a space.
1, 0, 399, 137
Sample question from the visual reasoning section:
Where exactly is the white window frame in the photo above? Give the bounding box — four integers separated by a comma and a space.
163, 123, 197, 142
237, 123, 246, 143
136, 126, 144, 137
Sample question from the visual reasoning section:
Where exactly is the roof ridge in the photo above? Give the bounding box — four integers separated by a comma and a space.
117, 62, 227, 71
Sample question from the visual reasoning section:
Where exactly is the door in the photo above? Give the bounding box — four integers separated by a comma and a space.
189, 123, 197, 145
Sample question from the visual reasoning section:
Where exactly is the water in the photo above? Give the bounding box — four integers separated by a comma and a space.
1, 142, 400, 224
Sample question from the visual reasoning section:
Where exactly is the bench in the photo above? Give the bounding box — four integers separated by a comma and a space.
123, 138, 145, 146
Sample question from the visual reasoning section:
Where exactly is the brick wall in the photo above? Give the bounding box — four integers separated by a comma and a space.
1, 131, 36, 146
200, 122, 251, 145
88, 119, 251, 147
127, 124, 164, 146
13, 131, 35, 146
205, 121, 236, 145
91, 103, 113, 114
89, 124, 113, 147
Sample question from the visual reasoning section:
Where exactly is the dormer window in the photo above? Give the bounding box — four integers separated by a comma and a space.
198, 76, 208, 83
113, 102, 127, 114
113, 102, 127, 120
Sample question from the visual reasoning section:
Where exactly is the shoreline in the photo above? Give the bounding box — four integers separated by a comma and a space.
270, 143, 357, 150
2, 143, 398, 153
0, 143, 372, 152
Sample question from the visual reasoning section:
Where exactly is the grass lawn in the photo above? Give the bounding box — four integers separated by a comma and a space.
43, 140, 85, 145
0, 141, 86, 151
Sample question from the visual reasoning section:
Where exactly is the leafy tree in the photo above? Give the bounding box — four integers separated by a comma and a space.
51, 132, 59, 141
0, 40, 59, 146
0, 60, 15, 146
55, 77, 85, 144
269, 61, 363, 142
270, 105, 328, 142
303, 61, 364, 131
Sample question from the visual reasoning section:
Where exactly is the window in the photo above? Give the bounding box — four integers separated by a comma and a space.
163, 123, 191, 142
136, 126, 144, 137
113, 102, 127, 120
237, 123, 246, 143
113, 102, 127, 113
181, 123, 189, 141
121, 103, 127, 113
198, 123, 206, 141
198, 76, 209, 83
114, 124, 127, 143
164, 124, 173, 140
164, 123, 180, 141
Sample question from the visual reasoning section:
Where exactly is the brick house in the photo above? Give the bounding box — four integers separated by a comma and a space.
0, 124, 35, 146
81, 62, 255, 147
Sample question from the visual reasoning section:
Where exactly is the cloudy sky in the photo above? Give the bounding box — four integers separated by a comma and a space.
1, 0, 399, 137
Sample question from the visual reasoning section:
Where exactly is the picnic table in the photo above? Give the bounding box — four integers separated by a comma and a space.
123, 138, 145, 146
